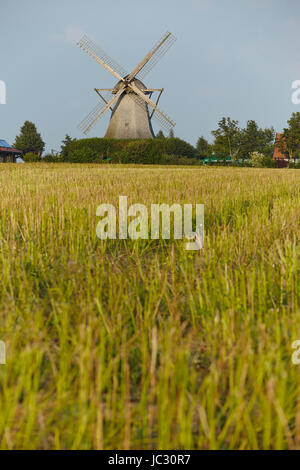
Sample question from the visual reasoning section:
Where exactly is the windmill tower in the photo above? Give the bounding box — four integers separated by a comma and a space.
77, 32, 176, 139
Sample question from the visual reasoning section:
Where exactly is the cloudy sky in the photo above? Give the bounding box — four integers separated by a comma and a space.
1, 0, 300, 152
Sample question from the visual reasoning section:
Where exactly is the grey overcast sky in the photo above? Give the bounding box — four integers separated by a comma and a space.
1, 0, 300, 152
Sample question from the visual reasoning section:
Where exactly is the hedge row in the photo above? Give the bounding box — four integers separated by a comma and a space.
61, 137, 200, 164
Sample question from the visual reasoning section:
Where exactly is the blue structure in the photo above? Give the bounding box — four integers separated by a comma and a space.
0, 140, 22, 162
0, 139, 11, 148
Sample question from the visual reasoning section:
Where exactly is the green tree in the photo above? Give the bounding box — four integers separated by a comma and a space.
60, 134, 74, 160
211, 117, 241, 161
278, 112, 300, 163
259, 127, 275, 159
239, 120, 274, 160
156, 130, 165, 139
196, 136, 210, 156
14, 121, 45, 156
168, 128, 175, 138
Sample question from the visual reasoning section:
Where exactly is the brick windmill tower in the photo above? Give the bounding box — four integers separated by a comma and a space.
77, 32, 176, 139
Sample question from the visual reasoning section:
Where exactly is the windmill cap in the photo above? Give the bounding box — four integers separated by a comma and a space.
113, 78, 149, 94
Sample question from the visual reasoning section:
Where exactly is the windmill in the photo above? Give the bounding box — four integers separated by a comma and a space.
77, 32, 176, 139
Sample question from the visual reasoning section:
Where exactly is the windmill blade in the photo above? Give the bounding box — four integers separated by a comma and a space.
77, 35, 127, 83
151, 107, 175, 133
78, 90, 113, 134
129, 82, 175, 132
129, 93, 172, 132
78, 87, 125, 135
131, 94, 173, 132
94, 89, 115, 110
127, 32, 176, 82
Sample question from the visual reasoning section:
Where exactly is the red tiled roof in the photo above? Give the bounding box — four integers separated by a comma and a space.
273, 132, 286, 160
0, 147, 22, 154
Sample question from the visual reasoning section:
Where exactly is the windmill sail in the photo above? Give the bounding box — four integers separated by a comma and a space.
78, 35, 127, 81
136, 32, 176, 80
79, 89, 125, 134
131, 93, 175, 132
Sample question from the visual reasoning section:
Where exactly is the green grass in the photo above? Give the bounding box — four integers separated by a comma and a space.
0, 164, 299, 449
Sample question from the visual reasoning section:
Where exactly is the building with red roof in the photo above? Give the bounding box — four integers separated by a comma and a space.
273, 133, 289, 167
0, 139, 23, 162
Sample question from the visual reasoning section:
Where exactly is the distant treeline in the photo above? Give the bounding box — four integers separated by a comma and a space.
13, 113, 300, 167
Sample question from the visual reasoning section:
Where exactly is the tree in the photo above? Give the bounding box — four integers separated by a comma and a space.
258, 127, 275, 159
14, 121, 45, 156
239, 120, 275, 160
60, 134, 74, 160
278, 112, 300, 163
211, 117, 241, 161
168, 128, 175, 138
156, 130, 165, 139
196, 136, 210, 156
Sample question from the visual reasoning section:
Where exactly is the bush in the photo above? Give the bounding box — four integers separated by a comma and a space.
250, 151, 276, 168
64, 138, 125, 162
43, 153, 62, 163
64, 137, 199, 164
288, 161, 300, 169
160, 154, 202, 165
118, 140, 164, 164
160, 138, 199, 159
66, 148, 100, 163
23, 152, 41, 162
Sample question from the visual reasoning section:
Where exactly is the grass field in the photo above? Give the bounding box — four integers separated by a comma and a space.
0, 164, 299, 450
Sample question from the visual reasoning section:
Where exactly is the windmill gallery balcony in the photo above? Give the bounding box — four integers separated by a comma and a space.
0, 140, 22, 162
